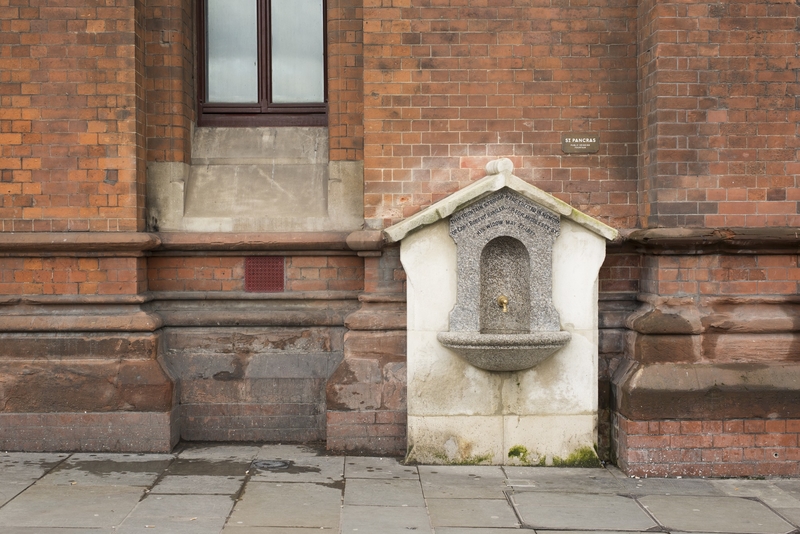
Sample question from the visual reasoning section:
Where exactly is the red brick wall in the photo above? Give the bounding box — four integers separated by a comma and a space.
638, 0, 800, 228
600, 252, 642, 294
147, 256, 364, 293
286, 256, 364, 292
0, 257, 146, 295
362, 1, 639, 228
641, 254, 799, 296
0, 0, 147, 232
616, 415, 800, 477
329, 0, 364, 162
144, 0, 194, 164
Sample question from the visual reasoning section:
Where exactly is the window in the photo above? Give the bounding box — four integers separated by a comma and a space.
198, 0, 327, 126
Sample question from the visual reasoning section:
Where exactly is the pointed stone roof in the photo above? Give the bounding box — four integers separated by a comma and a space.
384, 158, 619, 243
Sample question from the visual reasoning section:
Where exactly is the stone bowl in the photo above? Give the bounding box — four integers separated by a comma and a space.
436, 330, 571, 372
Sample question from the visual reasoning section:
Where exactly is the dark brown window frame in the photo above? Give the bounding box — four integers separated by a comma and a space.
197, 0, 328, 127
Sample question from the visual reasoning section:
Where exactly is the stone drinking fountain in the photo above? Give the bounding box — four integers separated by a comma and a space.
436, 183, 571, 372
385, 158, 617, 465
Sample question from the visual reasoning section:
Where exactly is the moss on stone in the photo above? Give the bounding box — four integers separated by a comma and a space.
507, 445, 529, 464
551, 446, 602, 468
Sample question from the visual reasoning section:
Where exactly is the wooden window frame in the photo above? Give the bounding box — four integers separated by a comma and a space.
197, 0, 328, 127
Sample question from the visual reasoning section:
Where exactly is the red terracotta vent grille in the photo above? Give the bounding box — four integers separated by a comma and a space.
245, 256, 284, 292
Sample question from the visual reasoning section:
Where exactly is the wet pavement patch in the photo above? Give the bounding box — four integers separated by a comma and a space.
167, 459, 251, 477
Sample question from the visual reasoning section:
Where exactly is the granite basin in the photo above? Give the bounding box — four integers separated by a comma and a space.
436, 330, 571, 372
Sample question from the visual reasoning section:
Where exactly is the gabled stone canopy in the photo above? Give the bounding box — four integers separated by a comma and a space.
384, 158, 619, 244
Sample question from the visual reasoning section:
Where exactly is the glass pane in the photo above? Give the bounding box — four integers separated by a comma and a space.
271, 0, 325, 103
206, 0, 258, 103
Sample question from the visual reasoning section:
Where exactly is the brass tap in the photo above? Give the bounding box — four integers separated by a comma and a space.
497, 295, 508, 313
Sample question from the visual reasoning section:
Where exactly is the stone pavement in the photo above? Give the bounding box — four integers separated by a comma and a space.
1, 444, 799, 533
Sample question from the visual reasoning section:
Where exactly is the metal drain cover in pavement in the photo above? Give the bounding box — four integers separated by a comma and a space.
252, 459, 289, 470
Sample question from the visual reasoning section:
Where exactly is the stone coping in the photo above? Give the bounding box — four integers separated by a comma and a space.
383, 158, 619, 243
156, 232, 352, 251
0, 290, 361, 306
0, 232, 353, 255
0, 232, 160, 254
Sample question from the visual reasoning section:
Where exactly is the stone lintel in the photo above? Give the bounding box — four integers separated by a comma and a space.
613, 361, 800, 420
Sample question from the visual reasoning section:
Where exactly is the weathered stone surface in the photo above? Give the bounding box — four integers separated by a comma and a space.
0, 412, 177, 452
703, 301, 800, 334
613, 361, 800, 420
326, 358, 383, 410
626, 226, 800, 254
343, 330, 406, 362
627, 304, 702, 335
148, 128, 364, 233
186, 164, 328, 220
162, 327, 343, 356
153, 299, 359, 328
0, 333, 158, 360
627, 298, 800, 336
628, 332, 800, 364
627, 332, 700, 363
344, 301, 406, 331
162, 326, 343, 442
0, 359, 173, 413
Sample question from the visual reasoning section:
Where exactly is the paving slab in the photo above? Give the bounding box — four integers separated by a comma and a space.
150, 474, 245, 495
426, 497, 519, 528
512, 492, 657, 531
541, 531, 658, 534
1, 529, 116, 533
712, 479, 800, 509
772, 508, 800, 529
433, 529, 525, 534
618, 476, 725, 496
249, 455, 344, 482
40, 453, 173, 487
420, 465, 506, 480
115, 493, 234, 534
0, 482, 34, 507
0, 453, 69, 483
0, 484, 144, 528
420, 465, 508, 499
639, 495, 796, 534
345, 455, 419, 479
344, 477, 425, 507
222, 528, 336, 534
504, 466, 625, 494
341, 504, 431, 533
227, 481, 342, 528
